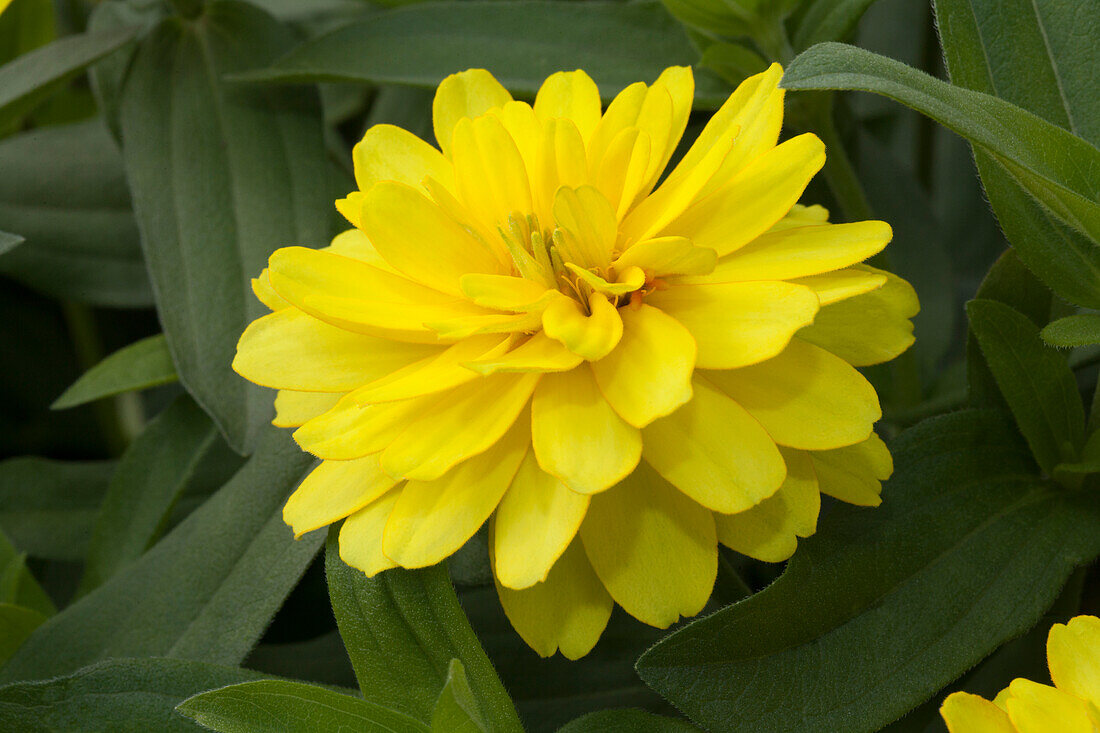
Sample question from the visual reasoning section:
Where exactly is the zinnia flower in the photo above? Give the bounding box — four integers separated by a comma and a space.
940, 615, 1100, 732
233, 63, 917, 658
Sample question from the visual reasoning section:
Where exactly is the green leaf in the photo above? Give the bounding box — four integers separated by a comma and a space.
781, 43, 1100, 260
78, 396, 243, 595
1041, 314, 1100, 348
935, 0, 1100, 309
658, 0, 754, 37
433, 660, 487, 733
0, 231, 22, 254
119, 1, 333, 455
177, 679, 430, 733
1054, 431, 1100, 477
0, 457, 114, 562
699, 42, 768, 86
0, 530, 54, 616
0, 428, 320, 683
0, 657, 263, 732
792, 0, 881, 51
0, 25, 137, 130
0, 0, 56, 68
636, 410, 1100, 732
52, 334, 176, 411
239, 1, 730, 109
967, 299, 1086, 472
326, 530, 522, 731
0, 119, 151, 307
0, 604, 47, 667
557, 709, 698, 732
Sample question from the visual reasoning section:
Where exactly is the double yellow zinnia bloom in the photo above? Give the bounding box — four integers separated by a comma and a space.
941, 615, 1100, 732
233, 63, 917, 658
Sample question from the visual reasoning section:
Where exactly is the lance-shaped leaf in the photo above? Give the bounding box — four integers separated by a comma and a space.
1041, 314, 1100, 348
53, 334, 176, 410
326, 531, 522, 732
934, 0, 1100, 309
0, 428, 320, 683
119, 0, 333, 454
636, 410, 1100, 732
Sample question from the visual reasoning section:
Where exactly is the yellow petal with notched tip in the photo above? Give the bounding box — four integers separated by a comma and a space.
294, 392, 435, 460
533, 118, 588, 225
811, 433, 892, 506
542, 293, 624, 361
273, 390, 343, 428
460, 273, 553, 310
793, 268, 886, 306
494, 450, 589, 589
686, 221, 891, 283
592, 304, 695, 428
647, 281, 818, 369
233, 308, 440, 392
532, 366, 641, 494
705, 338, 880, 451
799, 266, 919, 366
714, 448, 819, 562
268, 247, 490, 339
579, 461, 716, 628
587, 82, 647, 174
383, 419, 529, 568
643, 375, 785, 513
553, 186, 618, 269
1003, 679, 1096, 733
381, 372, 538, 482
284, 455, 399, 538
339, 488, 401, 577
594, 127, 651, 220
494, 536, 611, 659
360, 181, 504, 296
350, 335, 511, 404
465, 332, 583, 375
252, 269, 288, 311
667, 133, 826, 256
612, 236, 717, 277
534, 70, 602, 140
433, 68, 512, 157
1048, 615, 1100, 709
940, 692, 1016, 733
452, 115, 533, 231
353, 123, 455, 194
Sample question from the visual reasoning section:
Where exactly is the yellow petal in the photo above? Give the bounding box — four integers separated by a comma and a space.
350, 334, 512, 404
273, 390, 343, 428
380, 372, 538, 481
940, 692, 1016, 733
612, 236, 717, 277
359, 181, 503, 296
268, 246, 489, 340
352, 123, 455, 194
534, 70, 602, 141
531, 366, 642, 494
542, 293, 624, 361
772, 203, 831, 230
494, 537, 612, 660
252, 269, 288, 311
452, 114, 533, 230
668, 133, 826, 256
798, 265, 919, 366
1003, 679, 1096, 733
593, 127, 651, 220
685, 221, 892, 282
460, 274, 552, 311
465, 332, 583, 375
1048, 615, 1100, 709
631, 85, 673, 196
579, 461, 716, 628
591, 304, 695, 428
565, 263, 645, 297
335, 191, 366, 229
647, 281, 818, 369
233, 307, 440, 391
382, 420, 529, 568
792, 268, 887, 306
493, 450, 589, 589
324, 228, 399, 274
491, 101, 540, 178
433, 68, 512, 157
643, 66, 694, 192
284, 455, 399, 538
704, 338, 880, 450
810, 433, 892, 506
339, 488, 401, 577
553, 185, 617, 269
425, 311, 544, 341
642, 375, 785, 513
533, 118, 589, 226
587, 81, 647, 175
713, 448, 819, 562
294, 393, 434, 460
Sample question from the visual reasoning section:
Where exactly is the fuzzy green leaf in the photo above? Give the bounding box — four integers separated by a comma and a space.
52, 334, 176, 410
1041, 314, 1100, 348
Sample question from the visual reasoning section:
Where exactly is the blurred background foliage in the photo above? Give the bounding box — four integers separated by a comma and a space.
0, 0, 1097, 731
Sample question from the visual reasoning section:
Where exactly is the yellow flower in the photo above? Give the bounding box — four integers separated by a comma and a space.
233, 64, 917, 658
941, 615, 1100, 732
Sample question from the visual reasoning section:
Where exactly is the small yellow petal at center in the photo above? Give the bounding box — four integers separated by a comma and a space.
542, 293, 624, 361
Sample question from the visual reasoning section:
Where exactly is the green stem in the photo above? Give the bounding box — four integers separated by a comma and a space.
806, 100, 874, 222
